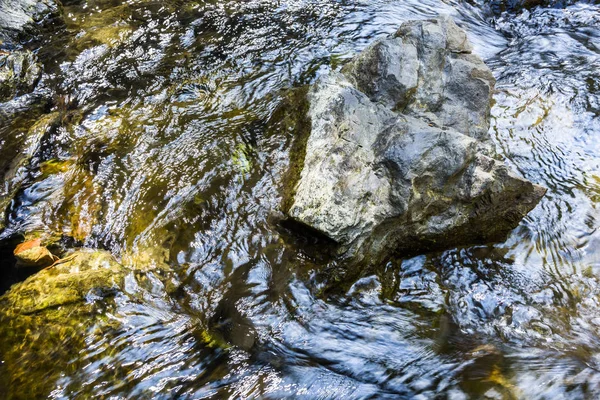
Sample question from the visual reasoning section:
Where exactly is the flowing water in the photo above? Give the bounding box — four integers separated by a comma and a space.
0, 0, 599, 398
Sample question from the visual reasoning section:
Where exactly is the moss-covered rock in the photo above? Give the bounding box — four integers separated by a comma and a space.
0, 249, 126, 398
1, 249, 123, 315
0, 51, 41, 102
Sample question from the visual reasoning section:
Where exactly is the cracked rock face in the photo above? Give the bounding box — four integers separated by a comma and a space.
342, 16, 495, 143
285, 17, 545, 265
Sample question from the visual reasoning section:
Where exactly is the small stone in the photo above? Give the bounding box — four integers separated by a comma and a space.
13, 238, 59, 268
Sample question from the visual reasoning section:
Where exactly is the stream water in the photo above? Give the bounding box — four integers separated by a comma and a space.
1, 0, 600, 398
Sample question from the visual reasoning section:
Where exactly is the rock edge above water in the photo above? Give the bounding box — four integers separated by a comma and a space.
285, 16, 546, 265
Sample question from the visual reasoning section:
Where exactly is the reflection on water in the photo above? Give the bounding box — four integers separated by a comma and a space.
0, 0, 599, 398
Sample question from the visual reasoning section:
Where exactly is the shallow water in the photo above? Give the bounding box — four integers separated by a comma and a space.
1, 0, 599, 398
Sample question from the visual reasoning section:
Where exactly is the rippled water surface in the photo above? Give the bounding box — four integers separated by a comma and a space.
1, 0, 600, 398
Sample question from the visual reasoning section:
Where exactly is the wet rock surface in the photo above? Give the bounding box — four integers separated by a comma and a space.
342, 17, 495, 143
286, 17, 546, 264
0, 51, 41, 102
0, 0, 597, 398
1, 249, 121, 314
0, 0, 61, 46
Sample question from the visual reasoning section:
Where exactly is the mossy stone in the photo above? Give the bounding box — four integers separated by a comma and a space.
2, 249, 122, 315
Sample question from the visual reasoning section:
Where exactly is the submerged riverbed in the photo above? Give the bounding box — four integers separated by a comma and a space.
1, 0, 599, 398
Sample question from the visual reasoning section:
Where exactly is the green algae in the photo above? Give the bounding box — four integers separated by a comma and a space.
0, 249, 123, 399
39, 158, 74, 177
199, 329, 232, 350
0, 247, 178, 399
232, 142, 253, 174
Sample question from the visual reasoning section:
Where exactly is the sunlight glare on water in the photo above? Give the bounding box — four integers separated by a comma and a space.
0, 0, 599, 398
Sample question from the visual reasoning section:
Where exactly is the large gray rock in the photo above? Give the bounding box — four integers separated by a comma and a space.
342, 16, 495, 143
285, 17, 545, 265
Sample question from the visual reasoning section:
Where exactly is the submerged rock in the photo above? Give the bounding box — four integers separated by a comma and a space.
0, 50, 41, 102
0, 245, 190, 398
285, 17, 545, 265
0, 112, 60, 231
1, 249, 122, 315
0, 1, 61, 232
0, 248, 131, 397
